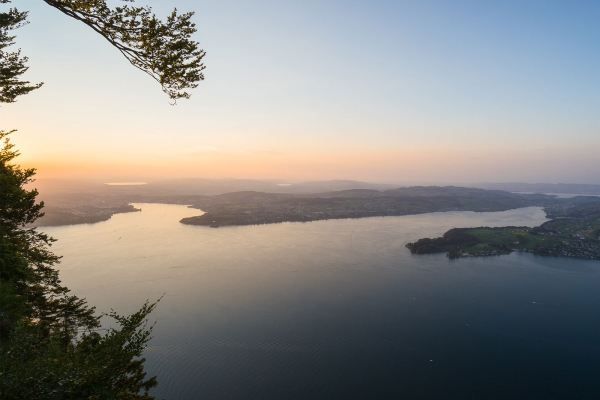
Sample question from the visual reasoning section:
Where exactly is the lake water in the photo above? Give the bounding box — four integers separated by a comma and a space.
42, 204, 600, 399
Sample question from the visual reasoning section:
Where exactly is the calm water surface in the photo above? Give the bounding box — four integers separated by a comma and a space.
43, 205, 600, 399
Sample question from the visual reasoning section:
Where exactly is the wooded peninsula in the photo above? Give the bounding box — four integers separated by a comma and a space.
406, 200, 600, 261
179, 186, 586, 227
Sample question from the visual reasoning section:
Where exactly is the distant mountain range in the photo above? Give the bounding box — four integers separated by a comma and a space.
30, 178, 399, 199
470, 183, 600, 195
142, 179, 399, 195
31, 178, 600, 198
179, 186, 566, 227
29, 179, 600, 227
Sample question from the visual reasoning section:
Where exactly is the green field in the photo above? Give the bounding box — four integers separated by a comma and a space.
406, 201, 600, 260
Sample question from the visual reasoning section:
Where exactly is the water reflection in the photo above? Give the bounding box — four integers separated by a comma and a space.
42, 205, 600, 399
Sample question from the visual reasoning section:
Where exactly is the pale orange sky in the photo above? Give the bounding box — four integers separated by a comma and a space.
4, 1, 600, 184
19, 143, 600, 184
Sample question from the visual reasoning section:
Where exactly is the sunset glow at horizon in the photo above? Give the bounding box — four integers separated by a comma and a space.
4, 0, 600, 184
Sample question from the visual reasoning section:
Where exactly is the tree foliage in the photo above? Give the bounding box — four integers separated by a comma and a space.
0, 0, 204, 397
0, 131, 160, 398
0, 301, 159, 399
0, 2, 43, 103
0, 130, 97, 341
2, 0, 205, 103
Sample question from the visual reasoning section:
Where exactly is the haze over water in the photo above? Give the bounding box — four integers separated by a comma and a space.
43, 204, 600, 399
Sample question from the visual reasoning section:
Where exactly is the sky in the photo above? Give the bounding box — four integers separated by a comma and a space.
2, 0, 600, 184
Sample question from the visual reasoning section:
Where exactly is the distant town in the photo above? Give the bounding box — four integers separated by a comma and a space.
179, 186, 559, 227
407, 201, 600, 261
31, 179, 600, 263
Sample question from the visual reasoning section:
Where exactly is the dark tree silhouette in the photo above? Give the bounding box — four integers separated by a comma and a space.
1, 0, 205, 103
0, 0, 205, 398
0, 4, 43, 103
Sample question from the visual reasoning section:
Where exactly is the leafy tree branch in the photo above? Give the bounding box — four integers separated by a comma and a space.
1, 0, 206, 103
0, 3, 43, 103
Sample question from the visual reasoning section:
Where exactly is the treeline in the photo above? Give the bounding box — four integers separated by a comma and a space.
0, 132, 159, 398
181, 187, 564, 227
35, 204, 141, 227
405, 228, 479, 258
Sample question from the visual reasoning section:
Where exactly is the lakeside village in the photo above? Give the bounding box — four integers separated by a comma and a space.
179, 187, 556, 227
407, 197, 600, 261
448, 236, 600, 260
33, 185, 600, 263
407, 220, 600, 261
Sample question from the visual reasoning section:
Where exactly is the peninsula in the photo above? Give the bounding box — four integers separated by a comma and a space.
406, 200, 600, 260
36, 204, 141, 226
179, 186, 563, 227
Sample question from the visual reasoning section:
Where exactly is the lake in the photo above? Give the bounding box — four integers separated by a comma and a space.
42, 204, 600, 399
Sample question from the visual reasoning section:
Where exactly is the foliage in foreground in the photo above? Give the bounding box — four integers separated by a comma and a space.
0, 132, 159, 398
0, 301, 159, 400
1, 0, 207, 396
0, 130, 98, 342
1, 0, 205, 103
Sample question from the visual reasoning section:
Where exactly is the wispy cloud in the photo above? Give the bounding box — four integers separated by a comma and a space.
180, 146, 218, 156
244, 149, 289, 156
